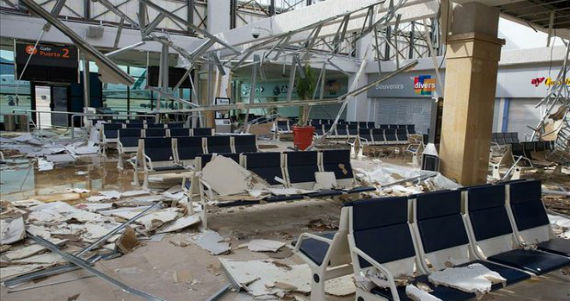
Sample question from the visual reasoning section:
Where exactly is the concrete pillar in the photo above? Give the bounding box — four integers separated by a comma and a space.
439, 2, 504, 185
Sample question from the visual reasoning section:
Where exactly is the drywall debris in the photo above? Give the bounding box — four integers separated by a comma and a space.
219, 259, 354, 298
98, 190, 122, 199
66, 188, 90, 194
120, 190, 150, 198
45, 153, 76, 164
75, 203, 114, 212
137, 208, 180, 231
157, 214, 200, 233
116, 227, 139, 254
191, 230, 230, 255
406, 284, 442, 301
549, 214, 570, 239
3, 244, 46, 260
37, 158, 54, 171
427, 263, 506, 295
1, 216, 26, 245
314, 172, 337, 190
247, 239, 285, 252
324, 274, 355, 297
12, 253, 63, 265
201, 156, 252, 196
0, 264, 53, 281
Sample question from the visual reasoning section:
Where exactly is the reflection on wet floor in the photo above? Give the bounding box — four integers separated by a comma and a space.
0, 156, 139, 201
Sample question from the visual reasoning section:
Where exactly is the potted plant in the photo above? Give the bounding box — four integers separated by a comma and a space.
292, 65, 317, 150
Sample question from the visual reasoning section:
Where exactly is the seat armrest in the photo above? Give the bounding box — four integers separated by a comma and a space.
351, 246, 402, 301
294, 232, 333, 253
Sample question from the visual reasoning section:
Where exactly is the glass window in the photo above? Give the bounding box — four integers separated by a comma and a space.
0, 49, 31, 122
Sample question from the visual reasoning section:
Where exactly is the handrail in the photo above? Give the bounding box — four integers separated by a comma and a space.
10, 109, 159, 138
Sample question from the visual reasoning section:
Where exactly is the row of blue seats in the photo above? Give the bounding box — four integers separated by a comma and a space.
492, 132, 519, 145
102, 122, 186, 133
191, 149, 375, 227
295, 179, 569, 301
133, 135, 258, 187
104, 127, 214, 144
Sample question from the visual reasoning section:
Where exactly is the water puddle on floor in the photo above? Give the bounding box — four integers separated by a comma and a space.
0, 156, 139, 201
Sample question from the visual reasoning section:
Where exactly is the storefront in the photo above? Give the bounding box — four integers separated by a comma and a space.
367, 64, 564, 138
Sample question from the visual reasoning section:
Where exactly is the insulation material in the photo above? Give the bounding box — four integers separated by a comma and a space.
427, 263, 506, 295
406, 284, 442, 301
191, 230, 230, 255
201, 156, 252, 196
0, 216, 26, 245
247, 239, 285, 252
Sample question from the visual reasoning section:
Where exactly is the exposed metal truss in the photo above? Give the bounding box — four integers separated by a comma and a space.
531, 43, 570, 164
0, 0, 208, 35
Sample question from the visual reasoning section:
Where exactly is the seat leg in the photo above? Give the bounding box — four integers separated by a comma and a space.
143, 170, 149, 189
512, 166, 521, 180
491, 163, 501, 180
310, 274, 327, 301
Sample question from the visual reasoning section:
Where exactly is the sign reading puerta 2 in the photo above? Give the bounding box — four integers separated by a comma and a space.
15, 42, 79, 83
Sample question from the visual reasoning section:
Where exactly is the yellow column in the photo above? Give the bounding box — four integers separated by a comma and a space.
439, 33, 504, 185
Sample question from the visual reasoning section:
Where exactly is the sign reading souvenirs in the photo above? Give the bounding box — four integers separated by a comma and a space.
15, 42, 79, 83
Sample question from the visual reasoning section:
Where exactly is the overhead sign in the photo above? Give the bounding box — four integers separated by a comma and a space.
531, 76, 570, 87
413, 75, 436, 95
15, 42, 79, 83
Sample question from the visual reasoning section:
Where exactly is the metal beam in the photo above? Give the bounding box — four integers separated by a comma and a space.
27, 233, 165, 301
139, 0, 240, 54
20, 0, 134, 85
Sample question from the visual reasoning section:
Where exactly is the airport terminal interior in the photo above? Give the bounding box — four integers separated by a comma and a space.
0, 0, 570, 300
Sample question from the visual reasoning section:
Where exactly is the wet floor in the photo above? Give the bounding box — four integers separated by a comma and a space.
0, 155, 140, 201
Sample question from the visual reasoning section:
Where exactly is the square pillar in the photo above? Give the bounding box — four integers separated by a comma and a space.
439, 32, 504, 185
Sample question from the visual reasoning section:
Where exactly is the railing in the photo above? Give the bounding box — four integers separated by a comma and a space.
10, 109, 159, 138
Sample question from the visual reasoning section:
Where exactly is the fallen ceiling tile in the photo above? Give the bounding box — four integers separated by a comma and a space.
247, 239, 285, 253
157, 214, 200, 233
1, 216, 26, 245
191, 230, 230, 255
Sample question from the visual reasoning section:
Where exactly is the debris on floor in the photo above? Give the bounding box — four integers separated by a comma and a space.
191, 230, 230, 255
0, 216, 26, 245
549, 214, 570, 239
245, 239, 286, 252
220, 258, 355, 298
201, 155, 253, 196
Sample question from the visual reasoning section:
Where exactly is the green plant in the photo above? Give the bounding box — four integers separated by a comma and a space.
295, 65, 317, 126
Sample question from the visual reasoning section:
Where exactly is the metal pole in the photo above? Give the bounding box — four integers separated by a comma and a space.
27, 233, 165, 301
82, 58, 90, 109
243, 55, 259, 128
